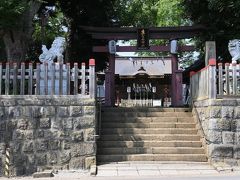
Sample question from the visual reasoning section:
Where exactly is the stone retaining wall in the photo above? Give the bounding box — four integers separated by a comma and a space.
193, 99, 240, 166
0, 96, 96, 176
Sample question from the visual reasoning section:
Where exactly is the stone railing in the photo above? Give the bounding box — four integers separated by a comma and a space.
0, 96, 96, 176
217, 62, 240, 97
191, 59, 240, 101
0, 59, 95, 98
190, 59, 216, 101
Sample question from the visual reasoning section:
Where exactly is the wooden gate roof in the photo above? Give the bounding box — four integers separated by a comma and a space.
80, 25, 206, 40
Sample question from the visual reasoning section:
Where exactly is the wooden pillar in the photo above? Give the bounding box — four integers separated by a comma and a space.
175, 70, 183, 106
171, 54, 183, 106
105, 54, 115, 106
105, 71, 111, 106
171, 54, 177, 106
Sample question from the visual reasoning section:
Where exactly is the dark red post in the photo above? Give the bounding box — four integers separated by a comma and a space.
105, 71, 111, 106
171, 54, 177, 106
171, 54, 183, 106
105, 54, 115, 106
175, 70, 183, 106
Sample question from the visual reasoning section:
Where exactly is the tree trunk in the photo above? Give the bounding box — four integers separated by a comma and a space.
2, 1, 42, 63
3, 30, 27, 63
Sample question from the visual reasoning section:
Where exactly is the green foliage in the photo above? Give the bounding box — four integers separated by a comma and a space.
27, 5, 68, 61
32, 8, 67, 45
114, 0, 188, 27
0, 0, 29, 29
24, 0, 118, 65
114, 0, 159, 27
181, 0, 240, 61
157, 0, 187, 26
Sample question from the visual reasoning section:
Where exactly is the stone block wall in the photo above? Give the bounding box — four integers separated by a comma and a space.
193, 99, 240, 166
0, 96, 96, 176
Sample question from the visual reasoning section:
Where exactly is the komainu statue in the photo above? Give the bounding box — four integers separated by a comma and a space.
228, 39, 240, 63
39, 37, 66, 63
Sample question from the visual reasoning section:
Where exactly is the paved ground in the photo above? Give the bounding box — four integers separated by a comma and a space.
1, 162, 240, 180
96, 161, 220, 177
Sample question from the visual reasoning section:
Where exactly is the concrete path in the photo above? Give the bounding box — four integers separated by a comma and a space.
97, 161, 225, 177
1, 162, 240, 180
2, 173, 240, 180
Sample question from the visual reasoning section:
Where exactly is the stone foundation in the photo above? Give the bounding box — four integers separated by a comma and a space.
193, 99, 240, 166
0, 96, 96, 176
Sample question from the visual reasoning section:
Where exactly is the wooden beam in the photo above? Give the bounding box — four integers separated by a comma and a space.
90, 32, 201, 40
81, 25, 205, 40
93, 45, 195, 53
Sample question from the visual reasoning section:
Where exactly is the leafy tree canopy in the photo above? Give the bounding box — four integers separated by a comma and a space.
114, 0, 188, 27
0, 0, 29, 29
114, 0, 158, 27
157, 0, 187, 27
181, 0, 240, 61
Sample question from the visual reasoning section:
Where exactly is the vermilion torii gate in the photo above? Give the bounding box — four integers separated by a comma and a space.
81, 25, 205, 107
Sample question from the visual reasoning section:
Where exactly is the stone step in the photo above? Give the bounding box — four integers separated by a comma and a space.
100, 134, 201, 141
101, 122, 196, 128
101, 128, 198, 135
98, 108, 207, 164
102, 112, 192, 118
97, 154, 208, 162
102, 107, 191, 112
98, 147, 205, 155
101, 117, 194, 123
98, 141, 203, 148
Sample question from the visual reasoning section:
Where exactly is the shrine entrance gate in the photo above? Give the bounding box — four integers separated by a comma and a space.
81, 26, 205, 107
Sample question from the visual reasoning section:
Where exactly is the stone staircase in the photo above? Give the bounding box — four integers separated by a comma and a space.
97, 107, 207, 163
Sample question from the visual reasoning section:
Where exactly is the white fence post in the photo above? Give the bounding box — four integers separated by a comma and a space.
218, 63, 223, 95
208, 59, 217, 99
232, 62, 237, 95
73, 63, 78, 95
66, 63, 70, 95
36, 63, 40, 95
89, 59, 95, 98
20, 63, 25, 95
81, 62, 86, 95
44, 63, 48, 95
5, 63, 10, 95
225, 63, 230, 95
28, 63, 33, 95
51, 63, 56, 95
13, 63, 17, 95
59, 62, 63, 95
